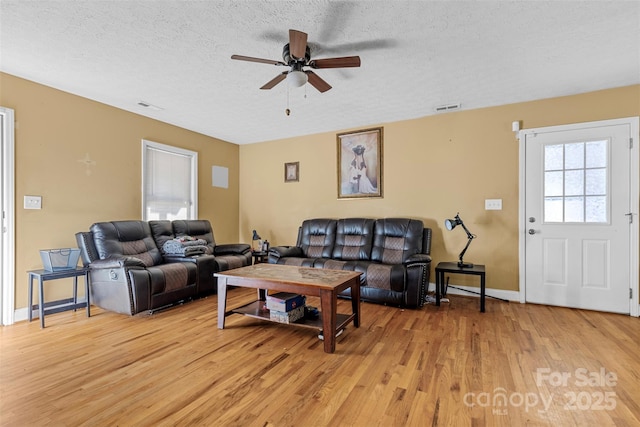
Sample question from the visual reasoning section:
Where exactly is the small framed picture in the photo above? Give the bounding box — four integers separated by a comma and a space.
284, 161, 299, 182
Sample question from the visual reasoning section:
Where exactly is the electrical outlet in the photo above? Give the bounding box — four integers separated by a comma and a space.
485, 199, 502, 210
24, 195, 42, 209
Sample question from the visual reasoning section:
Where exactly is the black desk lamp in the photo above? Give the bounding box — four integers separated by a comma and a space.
445, 214, 476, 268
252, 229, 262, 252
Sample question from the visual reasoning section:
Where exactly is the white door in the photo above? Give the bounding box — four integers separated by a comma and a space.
1, 106, 15, 325
523, 118, 638, 314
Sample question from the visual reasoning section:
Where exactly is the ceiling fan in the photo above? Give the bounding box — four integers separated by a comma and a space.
231, 29, 361, 93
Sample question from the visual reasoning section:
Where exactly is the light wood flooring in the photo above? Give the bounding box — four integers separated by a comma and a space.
1, 288, 639, 426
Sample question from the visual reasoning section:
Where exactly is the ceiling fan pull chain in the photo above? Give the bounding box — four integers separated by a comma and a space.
285, 85, 291, 116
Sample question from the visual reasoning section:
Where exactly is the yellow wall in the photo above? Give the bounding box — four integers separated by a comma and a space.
240, 85, 640, 292
2, 72, 638, 310
0, 73, 241, 309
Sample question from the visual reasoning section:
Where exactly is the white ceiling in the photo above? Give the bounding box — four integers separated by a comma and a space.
1, 1, 639, 145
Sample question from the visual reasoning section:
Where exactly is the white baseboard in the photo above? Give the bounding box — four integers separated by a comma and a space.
426, 281, 520, 302
13, 307, 28, 323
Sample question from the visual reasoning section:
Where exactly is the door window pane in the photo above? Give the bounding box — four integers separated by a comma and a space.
545, 171, 564, 196
543, 139, 609, 223
544, 197, 564, 222
564, 170, 584, 196
565, 143, 584, 169
544, 144, 564, 170
585, 168, 606, 195
586, 196, 607, 222
565, 197, 584, 222
586, 140, 607, 168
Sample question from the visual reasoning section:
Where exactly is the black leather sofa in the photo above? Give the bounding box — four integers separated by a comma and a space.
268, 218, 432, 308
75, 219, 251, 315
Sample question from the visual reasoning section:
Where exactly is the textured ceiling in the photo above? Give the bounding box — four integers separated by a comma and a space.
1, 1, 639, 145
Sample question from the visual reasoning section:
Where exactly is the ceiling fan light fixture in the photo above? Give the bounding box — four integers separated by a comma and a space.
286, 70, 308, 87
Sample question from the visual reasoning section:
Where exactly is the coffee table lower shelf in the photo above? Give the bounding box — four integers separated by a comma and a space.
230, 300, 355, 333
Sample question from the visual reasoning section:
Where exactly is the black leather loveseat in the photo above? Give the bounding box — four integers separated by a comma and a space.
76, 219, 251, 315
268, 218, 431, 308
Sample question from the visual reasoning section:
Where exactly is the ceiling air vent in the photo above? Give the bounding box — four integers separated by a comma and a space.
435, 103, 461, 113
137, 101, 163, 111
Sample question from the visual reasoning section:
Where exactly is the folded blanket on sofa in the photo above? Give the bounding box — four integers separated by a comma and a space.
162, 238, 209, 256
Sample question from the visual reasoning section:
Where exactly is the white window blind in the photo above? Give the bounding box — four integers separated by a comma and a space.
142, 140, 197, 221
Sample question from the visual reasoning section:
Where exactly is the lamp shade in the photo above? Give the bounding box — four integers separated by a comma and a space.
252, 230, 261, 240
445, 218, 459, 231
286, 70, 308, 87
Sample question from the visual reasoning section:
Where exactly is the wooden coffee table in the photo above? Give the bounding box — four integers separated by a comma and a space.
215, 264, 361, 353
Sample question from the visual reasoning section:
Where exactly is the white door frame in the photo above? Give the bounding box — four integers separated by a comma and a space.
518, 117, 639, 317
1, 107, 15, 325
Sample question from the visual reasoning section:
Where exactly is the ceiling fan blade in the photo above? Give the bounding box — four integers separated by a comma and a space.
231, 55, 285, 66
310, 56, 361, 69
306, 71, 332, 93
289, 29, 308, 60
260, 72, 287, 90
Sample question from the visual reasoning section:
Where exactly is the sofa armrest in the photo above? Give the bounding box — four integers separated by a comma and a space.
268, 246, 303, 263
214, 243, 251, 256
404, 253, 432, 266
404, 254, 431, 308
89, 256, 147, 269
87, 256, 150, 315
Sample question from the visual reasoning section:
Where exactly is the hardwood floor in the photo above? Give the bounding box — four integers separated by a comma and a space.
2, 288, 639, 426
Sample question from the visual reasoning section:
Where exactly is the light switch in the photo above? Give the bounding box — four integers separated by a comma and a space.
24, 195, 42, 209
485, 199, 502, 210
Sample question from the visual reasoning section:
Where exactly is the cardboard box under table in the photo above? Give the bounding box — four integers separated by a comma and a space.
269, 305, 305, 324
266, 292, 306, 312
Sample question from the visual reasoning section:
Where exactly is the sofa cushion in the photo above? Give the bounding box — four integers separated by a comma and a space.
172, 219, 215, 254
149, 220, 175, 254
147, 262, 196, 294
279, 257, 316, 267
299, 219, 337, 258
363, 263, 406, 292
371, 218, 424, 264
332, 218, 374, 260
90, 221, 163, 267
315, 258, 350, 270
214, 254, 249, 271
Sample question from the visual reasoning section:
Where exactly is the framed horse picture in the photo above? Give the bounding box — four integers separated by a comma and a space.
337, 127, 383, 199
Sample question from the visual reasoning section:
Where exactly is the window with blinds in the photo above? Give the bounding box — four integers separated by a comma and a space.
142, 140, 197, 221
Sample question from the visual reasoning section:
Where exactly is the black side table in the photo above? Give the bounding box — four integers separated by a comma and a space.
28, 268, 90, 328
435, 262, 486, 312
252, 251, 268, 265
